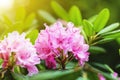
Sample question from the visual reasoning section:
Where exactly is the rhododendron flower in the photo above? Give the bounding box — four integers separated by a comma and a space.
35, 21, 89, 69
0, 31, 40, 76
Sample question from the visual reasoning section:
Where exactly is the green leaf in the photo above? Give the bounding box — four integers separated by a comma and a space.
116, 38, 120, 45
101, 30, 120, 38
11, 22, 23, 32
16, 7, 26, 21
76, 77, 89, 80
0, 58, 3, 68
87, 71, 98, 80
89, 46, 106, 54
93, 8, 110, 32
116, 64, 120, 68
11, 72, 29, 80
83, 20, 94, 37
3, 15, 12, 26
88, 15, 97, 23
38, 10, 56, 23
26, 29, 39, 44
100, 71, 117, 80
92, 63, 113, 72
24, 13, 36, 29
81, 28, 88, 44
94, 38, 114, 44
69, 5, 82, 26
51, 1, 69, 21
97, 23, 119, 35
29, 70, 74, 80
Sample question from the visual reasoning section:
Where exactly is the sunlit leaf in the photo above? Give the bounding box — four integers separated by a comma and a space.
83, 20, 94, 37
51, 1, 69, 21
3, 15, 12, 26
102, 30, 120, 38
24, 13, 36, 30
69, 5, 82, 26
26, 29, 39, 44
88, 15, 97, 23
97, 23, 119, 35
38, 10, 56, 23
93, 8, 110, 32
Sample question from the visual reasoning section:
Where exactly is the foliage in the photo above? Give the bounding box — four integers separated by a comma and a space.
0, 7, 38, 39
0, 1, 120, 80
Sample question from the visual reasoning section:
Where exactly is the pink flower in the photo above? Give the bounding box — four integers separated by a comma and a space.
45, 55, 56, 69
111, 72, 120, 80
0, 31, 40, 76
98, 73, 106, 80
35, 21, 89, 69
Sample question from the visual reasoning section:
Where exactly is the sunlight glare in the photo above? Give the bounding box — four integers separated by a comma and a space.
0, 0, 14, 9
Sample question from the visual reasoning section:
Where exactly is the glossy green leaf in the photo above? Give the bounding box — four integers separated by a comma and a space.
69, 5, 82, 26
98, 23, 119, 35
94, 38, 114, 44
54, 70, 81, 80
38, 10, 56, 23
24, 13, 36, 29
93, 8, 110, 32
102, 30, 120, 38
92, 63, 113, 72
83, 20, 94, 37
116, 38, 120, 45
89, 46, 106, 54
29, 70, 74, 80
26, 29, 39, 44
51, 1, 69, 21
11, 72, 29, 80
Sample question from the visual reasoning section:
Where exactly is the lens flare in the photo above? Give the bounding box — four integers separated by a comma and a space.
0, 0, 14, 9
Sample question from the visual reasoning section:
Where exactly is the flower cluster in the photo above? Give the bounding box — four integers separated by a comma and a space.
35, 21, 89, 69
0, 31, 40, 76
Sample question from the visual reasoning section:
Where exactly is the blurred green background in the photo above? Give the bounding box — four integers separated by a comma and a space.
27, 0, 120, 25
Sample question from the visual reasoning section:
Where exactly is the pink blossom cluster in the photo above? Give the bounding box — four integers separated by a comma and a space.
35, 21, 89, 69
0, 31, 40, 76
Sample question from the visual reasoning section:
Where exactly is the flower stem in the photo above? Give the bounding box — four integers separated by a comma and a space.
61, 62, 66, 70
